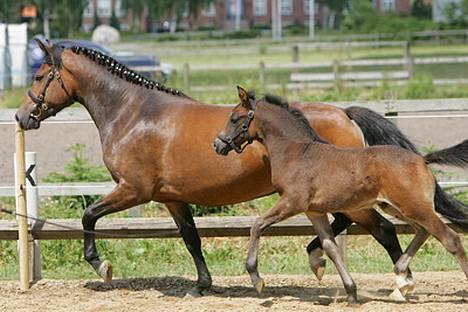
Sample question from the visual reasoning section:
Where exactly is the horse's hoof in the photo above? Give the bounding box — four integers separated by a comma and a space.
97, 260, 113, 283
185, 287, 203, 298
389, 288, 407, 302
395, 274, 410, 296
310, 259, 326, 281
406, 276, 415, 293
254, 278, 265, 294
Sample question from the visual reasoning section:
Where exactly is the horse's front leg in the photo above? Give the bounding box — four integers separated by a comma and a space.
82, 181, 141, 282
166, 202, 212, 297
247, 196, 300, 293
306, 212, 352, 281
306, 212, 358, 305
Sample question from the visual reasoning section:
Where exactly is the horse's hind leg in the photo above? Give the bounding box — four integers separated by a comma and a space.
246, 197, 299, 293
82, 182, 141, 283
306, 213, 352, 281
306, 212, 358, 305
349, 208, 414, 287
166, 202, 212, 296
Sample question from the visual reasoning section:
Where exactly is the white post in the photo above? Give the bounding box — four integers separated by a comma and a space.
309, 0, 315, 39
25, 152, 41, 281
277, 0, 282, 40
235, 0, 241, 31
272, 0, 277, 40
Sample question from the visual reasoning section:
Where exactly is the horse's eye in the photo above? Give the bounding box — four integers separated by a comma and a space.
34, 75, 44, 81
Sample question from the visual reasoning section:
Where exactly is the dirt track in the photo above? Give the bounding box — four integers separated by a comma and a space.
0, 271, 466, 312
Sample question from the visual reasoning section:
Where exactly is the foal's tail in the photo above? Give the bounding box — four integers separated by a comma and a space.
345, 106, 468, 231
424, 139, 468, 168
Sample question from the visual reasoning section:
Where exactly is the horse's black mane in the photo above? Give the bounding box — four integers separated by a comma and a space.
68, 45, 185, 97
262, 93, 327, 143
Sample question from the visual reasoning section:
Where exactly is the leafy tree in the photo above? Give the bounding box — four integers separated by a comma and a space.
412, 0, 432, 19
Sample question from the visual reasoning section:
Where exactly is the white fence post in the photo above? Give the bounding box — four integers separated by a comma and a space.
25, 152, 41, 281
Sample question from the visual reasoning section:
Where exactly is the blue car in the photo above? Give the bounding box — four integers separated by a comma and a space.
28, 38, 170, 81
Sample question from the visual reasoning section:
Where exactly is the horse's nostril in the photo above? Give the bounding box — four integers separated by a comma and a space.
14, 114, 19, 122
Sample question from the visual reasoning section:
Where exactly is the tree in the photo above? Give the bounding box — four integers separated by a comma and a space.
121, 0, 216, 32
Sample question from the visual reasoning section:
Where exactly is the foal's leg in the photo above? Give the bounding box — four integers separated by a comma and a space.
306, 213, 351, 281
82, 182, 141, 282
166, 202, 212, 296
392, 204, 468, 300
246, 197, 299, 293
389, 225, 429, 301
306, 213, 358, 305
306, 210, 413, 286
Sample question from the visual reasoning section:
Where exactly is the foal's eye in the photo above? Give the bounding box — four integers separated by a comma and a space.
34, 75, 44, 81
230, 115, 239, 123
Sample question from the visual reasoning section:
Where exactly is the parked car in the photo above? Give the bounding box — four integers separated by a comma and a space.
28, 38, 172, 81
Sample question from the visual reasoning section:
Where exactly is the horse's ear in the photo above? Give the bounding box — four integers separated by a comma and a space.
237, 85, 252, 110
34, 38, 57, 66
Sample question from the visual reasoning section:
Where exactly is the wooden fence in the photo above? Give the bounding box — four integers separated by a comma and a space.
181, 42, 468, 92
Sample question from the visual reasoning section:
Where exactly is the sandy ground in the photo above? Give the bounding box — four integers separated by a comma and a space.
0, 272, 466, 312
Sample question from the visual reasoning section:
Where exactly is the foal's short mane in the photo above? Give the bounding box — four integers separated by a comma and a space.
68, 45, 186, 97
262, 94, 327, 143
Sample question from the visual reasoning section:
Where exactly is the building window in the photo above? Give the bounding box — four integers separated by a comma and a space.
97, 0, 112, 18
202, 3, 216, 16
253, 0, 267, 16
226, 0, 244, 19
281, 0, 292, 16
83, 1, 93, 17
381, 0, 395, 11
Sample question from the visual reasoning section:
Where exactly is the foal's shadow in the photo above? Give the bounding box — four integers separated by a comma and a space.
84, 276, 467, 306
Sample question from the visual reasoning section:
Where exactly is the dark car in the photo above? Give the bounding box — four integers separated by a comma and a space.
28, 38, 171, 81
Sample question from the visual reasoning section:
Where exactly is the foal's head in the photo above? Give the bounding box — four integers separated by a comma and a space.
16, 39, 79, 130
213, 86, 259, 155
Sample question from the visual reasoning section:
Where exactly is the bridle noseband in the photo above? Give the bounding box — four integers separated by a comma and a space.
28, 66, 71, 120
218, 110, 255, 153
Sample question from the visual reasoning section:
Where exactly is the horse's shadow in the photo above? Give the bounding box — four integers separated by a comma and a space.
84, 276, 467, 306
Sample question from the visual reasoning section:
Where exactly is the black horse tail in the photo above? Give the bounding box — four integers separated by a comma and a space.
424, 139, 468, 168
345, 106, 468, 231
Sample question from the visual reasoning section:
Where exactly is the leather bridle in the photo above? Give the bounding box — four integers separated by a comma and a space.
217, 110, 255, 153
28, 66, 72, 120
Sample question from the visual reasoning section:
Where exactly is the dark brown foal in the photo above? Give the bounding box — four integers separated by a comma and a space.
214, 87, 468, 304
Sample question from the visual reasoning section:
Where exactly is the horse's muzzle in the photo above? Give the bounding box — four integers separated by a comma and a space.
213, 137, 231, 156
15, 111, 41, 130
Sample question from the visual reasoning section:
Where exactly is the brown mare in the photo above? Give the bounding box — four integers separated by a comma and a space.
214, 87, 468, 304
16, 40, 468, 296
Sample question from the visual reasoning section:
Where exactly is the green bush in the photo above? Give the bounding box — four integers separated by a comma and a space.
42, 144, 111, 211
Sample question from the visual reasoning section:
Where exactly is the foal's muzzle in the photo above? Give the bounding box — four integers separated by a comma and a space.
213, 137, 232, 156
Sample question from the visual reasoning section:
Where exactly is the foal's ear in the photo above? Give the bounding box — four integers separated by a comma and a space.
237, 85, 252, 110
34, 38, 56, 66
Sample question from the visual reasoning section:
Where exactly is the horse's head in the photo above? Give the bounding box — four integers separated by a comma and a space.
16, 39, 77, 130
214, 86, 258, 155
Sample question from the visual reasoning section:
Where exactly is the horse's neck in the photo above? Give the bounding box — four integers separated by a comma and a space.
75, 66, 148, 133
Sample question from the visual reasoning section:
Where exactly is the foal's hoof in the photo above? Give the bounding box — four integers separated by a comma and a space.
310, 259, 326, 281
97, 260, 113, 283
253, 278, 265, 294
389, 288, 407, 302
395, 275, 411, 296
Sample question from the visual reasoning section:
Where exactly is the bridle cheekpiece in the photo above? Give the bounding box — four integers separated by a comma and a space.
218, 110, 255, 154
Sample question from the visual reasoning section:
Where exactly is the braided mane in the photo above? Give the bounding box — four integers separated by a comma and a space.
68, 45, 185, 97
